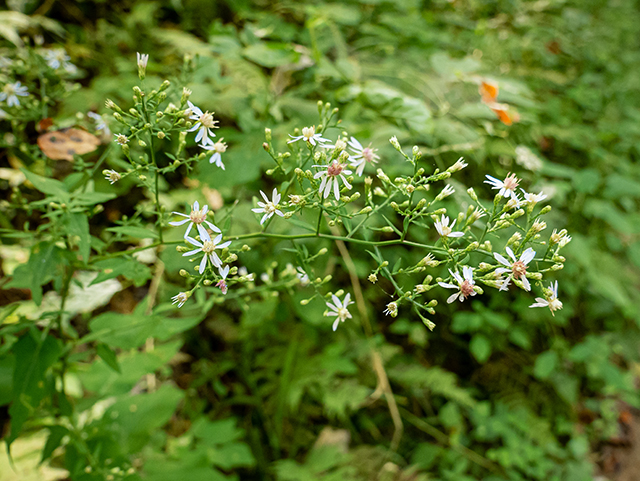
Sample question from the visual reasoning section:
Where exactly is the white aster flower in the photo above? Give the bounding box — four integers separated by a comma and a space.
137, 52, 149, 69
0, 81, 28, 107
114, 134, 129, 146
484, 172, 520, 198
184, 229, 231, 273
530, 281, 563, 316
494, 246, 536, 291
447, 157, 468, 173
44, 49, 76, 73
200, 138, 227, 169
558, 235, 572, 248
438, 266, 477, 304
287, 126, 330, 146
435, 184, 455, 201
87, 112, 110, 135
171, 291, 189, 308
313, 160, 353, 200
136, 52, 149, 78
170, 200, 221, 239
325, 293, 354, 331
252, 188, 284, 225
384, 302, 398, 317
216, 265, 230, 295
347, 137, 380, 176
187, 100, 218, 146
296, 267, 310, 286
434, 214, 464, 238
103, 170, 121, 185
521, 189, 547, 207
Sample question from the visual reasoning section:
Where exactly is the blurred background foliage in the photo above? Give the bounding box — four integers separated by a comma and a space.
2, 0, 640, 480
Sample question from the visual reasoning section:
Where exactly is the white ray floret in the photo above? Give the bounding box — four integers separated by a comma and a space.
183, 230, 231, 273
484, 172, 520, 198
0, 81, 28, 107
170, 201, 221, 239
434, 215, 464, 238
252, 188, 284, 225
325, 293, 354, 331
187, 100, 218, 146
287, 126, 330, 146
530, 281, 563, 316
200, 138, 227, 169
494, 246, 536, 291
438, 266, 477, 304
347, 137, 379, 176
313, 161, 353, 200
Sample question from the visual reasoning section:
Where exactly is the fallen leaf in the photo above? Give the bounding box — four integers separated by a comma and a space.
37, 128, 100, 161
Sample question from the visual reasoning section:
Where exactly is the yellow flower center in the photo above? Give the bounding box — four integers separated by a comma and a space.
337, 307, 349, 320
202, 240, 216, 253
199, 111, 218, 129
190, 209, 206, 224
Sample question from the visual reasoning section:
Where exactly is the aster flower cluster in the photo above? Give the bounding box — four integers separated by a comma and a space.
99, 59, 568, 331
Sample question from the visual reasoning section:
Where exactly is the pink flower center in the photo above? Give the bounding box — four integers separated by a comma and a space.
460, 280, 475, 297
362, 147, 375, 163
511, 260, 527, 278
503, 173, 520, 191
327, 162, 344, 177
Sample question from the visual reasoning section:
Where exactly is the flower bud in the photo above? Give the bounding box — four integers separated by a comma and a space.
368, 273, 378, 283
412, 146, 422, 159
381, 226, 394, 233
540, 205, 552, 215
263, 142, 270, 151
157, 131, 165, 139
179, 269, 188, 277
284, 212, 294, 219
467, 187, 478, 202
389, 136, 401, 150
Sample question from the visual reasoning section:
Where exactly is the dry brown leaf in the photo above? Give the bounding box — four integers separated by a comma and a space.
37, 128, 100, 161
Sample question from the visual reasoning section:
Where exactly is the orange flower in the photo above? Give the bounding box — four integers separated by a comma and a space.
487, 102, 519, 126
479, 80, 499, 103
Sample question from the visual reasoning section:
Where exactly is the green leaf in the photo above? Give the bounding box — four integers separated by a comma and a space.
243, 42, 300, 68
534, 350, 558, 380
8, 331, 62, 445
105, 384, 182, 452
91, 257, 152, 287
0, 354, 15, 405
41, 426, 70, 463
63, 212, 91, 262
470, 334, 492, 363
87, 311, 203, 349
107, 225, 159, 239
21, 168, 70, 202
192, 418, 244, 446
95, 343, 121, 373
5, 242, 67, 305
209, 442, 256, 469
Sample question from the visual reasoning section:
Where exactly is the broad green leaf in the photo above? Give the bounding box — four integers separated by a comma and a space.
243, 42, 300, 68
21, 169, 70, 202
8, 331, 62, 445
192, 418, 243, 446
105, 384, 182, 452
63, 212, 91, 262
533, 350, 558, 380
91, 257, 152, 287
5, 241, 67, 305
470, 334, 491, 363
